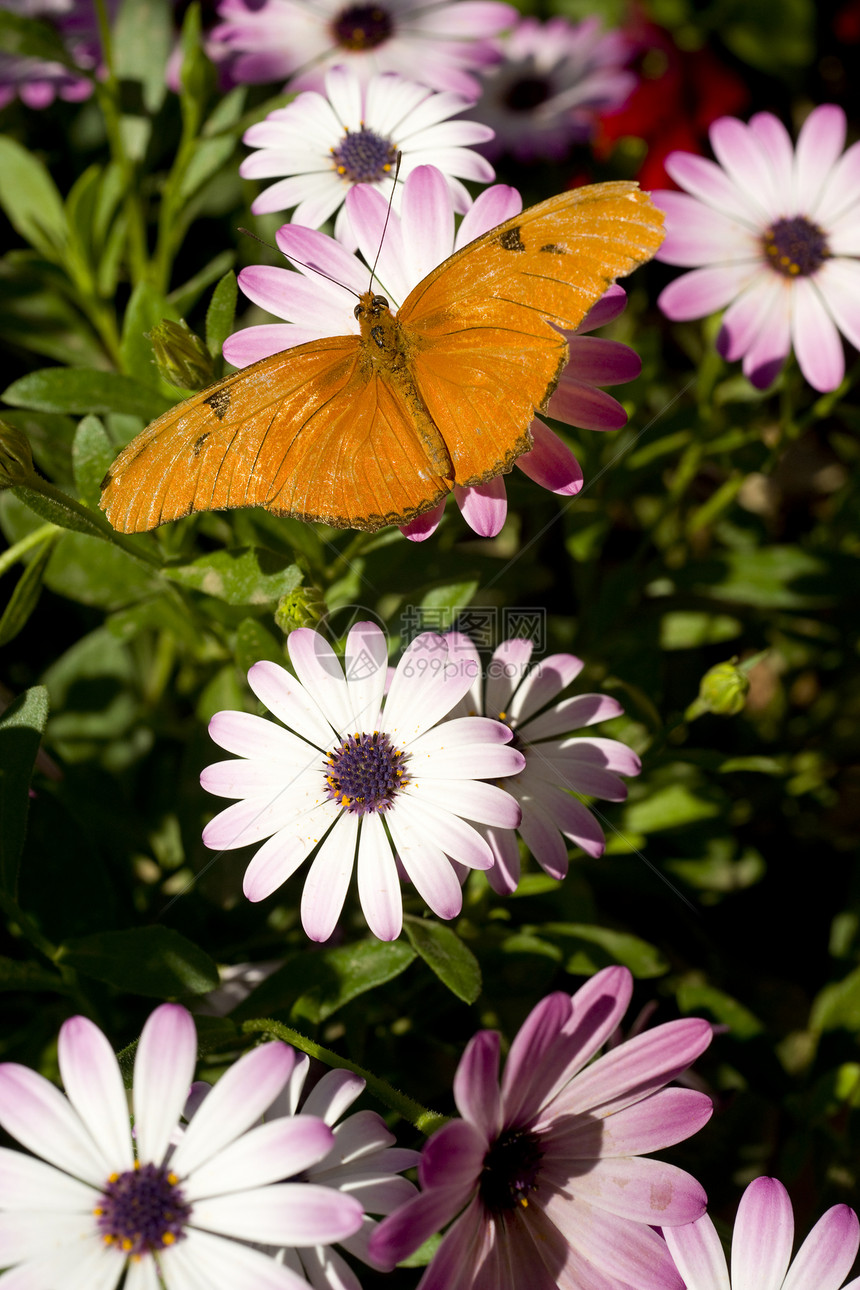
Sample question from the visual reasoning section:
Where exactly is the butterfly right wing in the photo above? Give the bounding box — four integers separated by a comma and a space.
101, 336, 454, 532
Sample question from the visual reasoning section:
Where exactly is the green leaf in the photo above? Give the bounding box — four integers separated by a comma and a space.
0, 686, 49, 896
72, 415, 114, 509
811, 965, 860, 1034
543, 923, 669, 978
57, 927, 219, 997
411, 579, 479, 635
235, 940, 416, 1024
0, 255, 106, 369
206, 271, 238, 359
235, 616, 284, 672
168, 250, 236, 317
120, 281, 181, 387
623, 783, 722, 834
0, 136, 68, 260
179, 89, 246, 204
676, 980, 764, 1038
3, 368, 172, 419
114, 0, 173, 113
0, 530, 59, 647
11, 484, 112, 540
403, 916, 482, 1003
167, 547, 302, 607
659, 611, 743, 650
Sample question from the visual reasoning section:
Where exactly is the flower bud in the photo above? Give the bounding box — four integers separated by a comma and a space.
148, 319, 214, 391
0, 420, 36, 488
275, 585, 327, 633
696, 659, 750, 717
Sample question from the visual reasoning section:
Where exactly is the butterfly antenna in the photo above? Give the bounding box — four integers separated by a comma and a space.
367, 151, 402, 295
237, 227, 361, 301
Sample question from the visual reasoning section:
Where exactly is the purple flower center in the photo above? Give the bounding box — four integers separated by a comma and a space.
95, 1162, 191, 1256
331, 4, 394, 51
331, 125, 398, 184
479, 1129, 544, 1212
324, 731, 410, 814
762, 216, 829, 278
504, 75, 552, 112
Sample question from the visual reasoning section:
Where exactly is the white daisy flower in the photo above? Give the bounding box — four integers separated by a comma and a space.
0, 1004, 363, 1289
241, 63, 494, 246
201, 622, 524, 941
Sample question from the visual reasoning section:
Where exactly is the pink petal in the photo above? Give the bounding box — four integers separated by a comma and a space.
288, 628, 353, 735
400, 498, 446, 541
791, 276, 846, 392
516, 421, 583, 494
517, 803, 568, 880
547, 379, 629, 431
248, 659, 336, 749
658, 264, 757, 321
483, 823, 522, 894
664, 1213, 731, 1290
499, 992, 573, 1125
345, 621, 388, 730
718, 274, 786, 362
454, 478, 508, 536
370, 1177, 474, 1269
576, 283, 627, 332
731, 1177, 794, 1290
816, 258, 860, 351
242, 803, 339, 901
527, 779, 606, 857
782, 1203, 860, 1290
453, 1031, 502, 1140
549, 1017, 713, 1120
542, 1194, 685, 1290
387, 813, 463, 919
550, 1087, 714, 1157
793, 104, 846, 212
521, 693, 624, 741
190, 1182, 363, 1246
562, 335, 641, 386
418, 1118, 486, 1191
415, 778, 522, 827
708, 116, 778, 222
508, 653, 584, 724
485, 638, 533, 718
456, 184, 522, 246
655, 190, 754, 267
183, 1116, 334, 1200
547, 1155, 707, 1226
741, 282, 791, 388
662, 153, 758, 225
396, 794, 493, 870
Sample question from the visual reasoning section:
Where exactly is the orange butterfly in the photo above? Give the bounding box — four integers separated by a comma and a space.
100, 181, 664, 534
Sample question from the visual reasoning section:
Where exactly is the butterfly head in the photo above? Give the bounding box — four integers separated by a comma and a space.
354, 293, 391, 321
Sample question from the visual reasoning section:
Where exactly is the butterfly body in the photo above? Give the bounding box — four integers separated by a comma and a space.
100, 182, 665, 533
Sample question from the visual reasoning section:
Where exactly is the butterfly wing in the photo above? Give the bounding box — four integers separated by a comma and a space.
100, 336, 454, 532
397, 181, 665, 485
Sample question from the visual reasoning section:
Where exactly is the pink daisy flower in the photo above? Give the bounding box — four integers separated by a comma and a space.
0, 1004, 363, 1289
467, 15, 635, 162
655, 104, 860, 392
665, 1175, 860, 1290
369, 965, 713, 1290
200, 622, 524, 941
445, 633, 641, 893
240, 64, 494, 248
223, 163, 641, 540
0, 0, 101, 109
187, 1055, 420, 1290
211, 0, 516, 97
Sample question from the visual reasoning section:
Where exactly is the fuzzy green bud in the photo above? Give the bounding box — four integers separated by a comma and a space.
148, 319, 214, 391
0, 420, 36, 488
275, 585, 327, 634
691, 658, 750, 718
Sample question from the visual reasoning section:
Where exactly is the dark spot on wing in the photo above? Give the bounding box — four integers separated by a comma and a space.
204, 388, 231, 420
498, 227, 525, 253
540, 243, 566, 254
193, 432, 210, 456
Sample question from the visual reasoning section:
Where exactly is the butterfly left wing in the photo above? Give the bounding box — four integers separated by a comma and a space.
101, 335, 455, 532
397, 181, 664, 486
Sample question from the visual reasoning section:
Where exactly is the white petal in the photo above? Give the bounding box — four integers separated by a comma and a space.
356, 812, 402, 940
248, 660, 337, 751
189, 1183, 362, 1246
133, 1006, 197, 1167
161, 1228, 309, 1290
57, 1019, 132, 1172
0, 1147, 97, 1212
387, 811, 462, 919
344, 622, 388, 730
183, 1117, 333, 1201
171, 1043, 295, 1179
0, 1064, 107, 1187
301, 1069, 365, 1125
300, 809, 359, 942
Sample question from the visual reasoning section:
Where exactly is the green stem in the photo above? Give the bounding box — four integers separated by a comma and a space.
93, 0, 149, 285
0, 890, 58, 963
324, 530, 373, 583
13, 476, 163, 569
242, 1018, 448, 1136
0, 523, 58, 579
